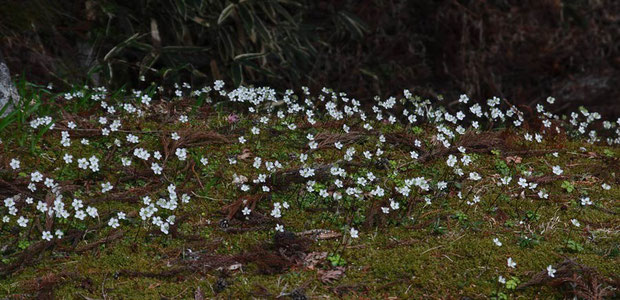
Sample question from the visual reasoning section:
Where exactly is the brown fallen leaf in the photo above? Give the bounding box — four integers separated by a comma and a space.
318, 267, 345, 284
303, 252, 328, 270
194, 287, 205, 300
237, 148, 253, 160
297, 229, 342, 240
505, 156, 522, 164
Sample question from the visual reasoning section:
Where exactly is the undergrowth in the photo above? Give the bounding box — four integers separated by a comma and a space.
0, 82, 618, 299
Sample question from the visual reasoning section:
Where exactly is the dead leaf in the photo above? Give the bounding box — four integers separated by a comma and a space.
318, 267, 345, 284
237, 148, 253, 161
148, 282, 161, 289
303, 252, 328, 270
194, 287, 204, 300
297, 229, 342, 240
505, 156, 522, 164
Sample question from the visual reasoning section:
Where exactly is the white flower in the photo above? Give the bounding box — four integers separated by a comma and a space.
238, 136, 246, 144
275, 224, 284, 232
507, 257, 516, 268
141, 94, 151, 105
300, 167, 315, 178
121, 157, 132, 166
580, 196, 592, 206
9, 159, 20, 169
101, 182, 113, 193
242, 207, 251, 216
55, 229, 64, 239
469, 172, 481, 181
126, 134, 139, 144
179, 115, 188, 123
63, 153, 73, 164
493, 238, 502, 247
552, 165, 563, 175
601, 183, 611, 190
349, 227, 359, 239
498, 276, 506, 284
547, 265, 556, 278
86, 206, 98, 218
108, 217, 120, 228
17, 216, 29, 227
171, 132, 180, 140
446, 155, 457, 167
151, 163, 162, 175
31, 171, 44, 182
390, 199, 399, 210
89, 156, 100, 172
571, 219, 580, 227
78, 158, 89, 169
200, 156, 208, 166
175, 148, 187, 161
134, 148, 151, 160
42, 231, 53, 241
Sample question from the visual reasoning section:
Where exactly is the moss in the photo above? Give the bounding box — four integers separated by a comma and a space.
1, 88, 618, 299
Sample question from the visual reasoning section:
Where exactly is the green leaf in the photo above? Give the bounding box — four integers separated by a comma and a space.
103, 33, 142, 62
218, 3, 236, 25
234, 52, 267, 61
231, 62, 243, 87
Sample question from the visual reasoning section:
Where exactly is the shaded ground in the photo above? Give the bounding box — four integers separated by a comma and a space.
0, 83, 618, 298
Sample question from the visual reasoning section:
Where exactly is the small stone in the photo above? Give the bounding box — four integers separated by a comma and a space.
0, 52, 19, 117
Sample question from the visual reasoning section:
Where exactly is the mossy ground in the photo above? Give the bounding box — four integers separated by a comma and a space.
0, 89, 618, 299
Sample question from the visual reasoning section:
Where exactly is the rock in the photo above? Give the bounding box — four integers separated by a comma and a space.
0, 51, 19, 117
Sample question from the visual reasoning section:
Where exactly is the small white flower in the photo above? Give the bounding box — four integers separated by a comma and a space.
498, 276, 506, 284
31, 171, 44, 182
275, 224, 284, 232
121, 157, 132, 166
63, 153, 73, 164
171, 132, 180, 140
42, 231, 53, 241
580, 196, 592, 206
469, 172, 482, 181
493, 238, 502, 247
571, 219, 580, 227
552, 165, 563, 175
242, 207, 251, 216
17, 216, 29, 227
78, 158, 89, 169
108, 217, 120, 228
547, 265, 556, 278
175, 148, 187, 161
9, 159, 20, 169
101, 182, 113, 193
151, 163, 163, 175
507, 257, 517, 268
349, 227, 359, 239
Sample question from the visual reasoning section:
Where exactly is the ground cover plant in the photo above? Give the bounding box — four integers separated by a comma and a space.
0, 81, 619, 298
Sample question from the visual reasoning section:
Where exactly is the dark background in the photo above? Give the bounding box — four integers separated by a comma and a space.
1, 0, 618, 115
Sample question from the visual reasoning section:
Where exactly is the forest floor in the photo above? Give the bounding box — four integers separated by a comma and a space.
0, 83, 618, 299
